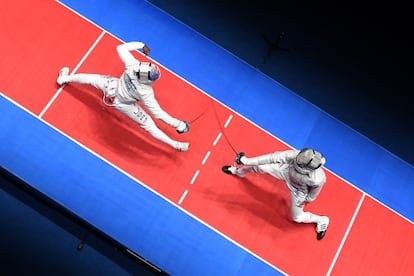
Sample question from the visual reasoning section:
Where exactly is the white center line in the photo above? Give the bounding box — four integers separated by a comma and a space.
179, 113, 233, 204
201, 151, 211, 165
213, 132, 222, 146
224, 114, 233, 128
178, 190, 188, 205
190, 170, 200, 185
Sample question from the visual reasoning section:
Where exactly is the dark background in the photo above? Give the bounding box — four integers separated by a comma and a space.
1, 1, 411, 275
149, 0, 412, 166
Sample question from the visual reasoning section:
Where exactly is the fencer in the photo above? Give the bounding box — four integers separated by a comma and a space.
57, 41, 190, 152
222, 148, 330, 240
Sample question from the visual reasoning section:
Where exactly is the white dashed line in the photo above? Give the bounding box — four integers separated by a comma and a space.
178, 190, 188, 205
213, 132, 222, 146
179, 113, 233, 205
201, 151, 211, 165
224, 114, 233, 128
190, 170, 200, 185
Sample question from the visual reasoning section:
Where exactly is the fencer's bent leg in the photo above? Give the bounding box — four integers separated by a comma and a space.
113, 100, 188, 150
289, 191, 325, 224
61, 71, 188, 151
241, 153, 277, 166
239, 164, 326, 224
137, 86, 189, 133
235, 161, 329, 237
237, 163, 288, 180
62, 73, 114, 95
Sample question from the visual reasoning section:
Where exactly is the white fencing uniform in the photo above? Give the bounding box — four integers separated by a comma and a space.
223, 148, 329, 239
57, 42, 189, 152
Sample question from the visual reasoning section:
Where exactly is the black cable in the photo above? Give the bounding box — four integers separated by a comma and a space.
210, 99, 239, 154
184, 98, 240, 156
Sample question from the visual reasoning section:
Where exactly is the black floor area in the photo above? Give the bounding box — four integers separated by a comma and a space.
0, 168, 165, 275
1, 1, 411, 275
149, 0, 412, 166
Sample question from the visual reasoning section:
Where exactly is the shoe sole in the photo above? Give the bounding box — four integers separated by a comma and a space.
57, 67, 69, 85
221, 166, 233, 174
177, 121, 190, 134
317, 231, 326, 240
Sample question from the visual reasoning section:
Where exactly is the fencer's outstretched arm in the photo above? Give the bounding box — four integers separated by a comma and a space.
241, 149, 299, 166
116, 41, 147, 67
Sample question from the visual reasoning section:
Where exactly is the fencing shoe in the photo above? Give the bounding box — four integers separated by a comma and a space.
221, 166, 246, 177
235, 152, 246, 165
316, 216, 329, 240
57, 67, 69, 85
177, 121, 190, 134
175, 142, 189, 152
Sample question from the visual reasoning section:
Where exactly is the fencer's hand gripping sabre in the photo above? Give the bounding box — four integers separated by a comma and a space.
235, 152, 246, 165
142, 45, 150, 56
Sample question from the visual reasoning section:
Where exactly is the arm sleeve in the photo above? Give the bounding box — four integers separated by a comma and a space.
305, 170, 327, 202
243, 149, 299, 166
306, 185, 323, 202
116, 42, 145, 67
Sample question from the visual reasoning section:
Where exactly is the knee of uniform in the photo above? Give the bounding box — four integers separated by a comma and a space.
142, 121, 156, 131
292, 213, 305, 223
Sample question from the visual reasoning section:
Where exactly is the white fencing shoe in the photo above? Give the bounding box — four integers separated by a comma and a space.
221, 166, 246, 177
316, 216, 329, 240
57, 67, 69, 85
175, 142, 189, 152
176, 121, 190, 134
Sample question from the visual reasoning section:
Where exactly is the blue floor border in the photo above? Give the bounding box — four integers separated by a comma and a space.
0, 94, 283, 275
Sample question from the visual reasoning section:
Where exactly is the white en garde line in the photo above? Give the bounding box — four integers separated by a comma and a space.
202, 151, 211, 165
190, 170, 200, 185
213, 132, 222, 146
224, 114, 233, 128
326, 193, 366, 276
39, 30, 106, 118
178, 190, 188, 205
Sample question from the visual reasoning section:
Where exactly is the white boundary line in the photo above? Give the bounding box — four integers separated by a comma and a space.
327, 193, 366, 275
39, 30, 106, 118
